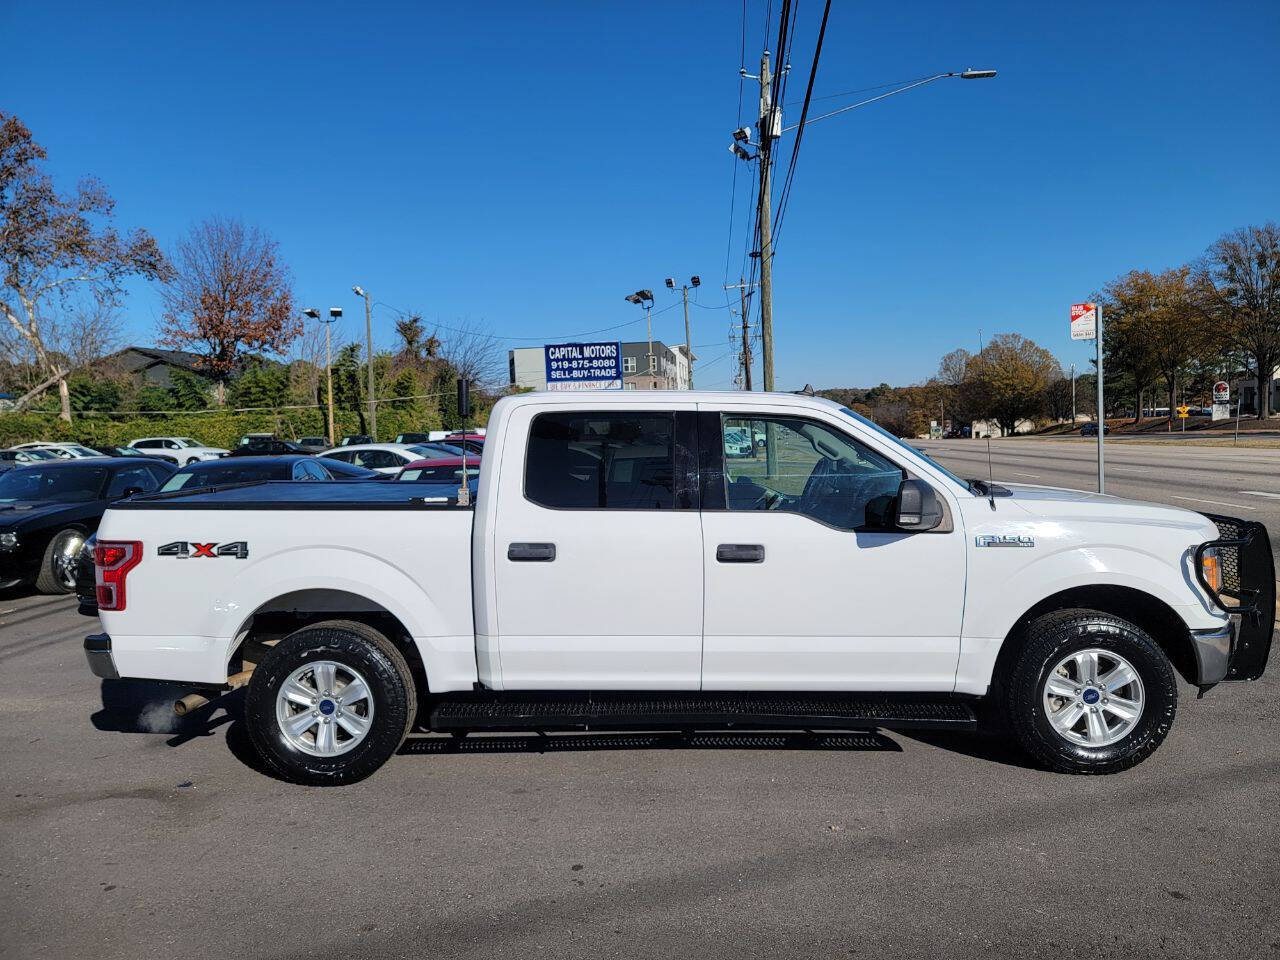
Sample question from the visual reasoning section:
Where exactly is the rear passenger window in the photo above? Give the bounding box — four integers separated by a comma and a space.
526, 412, 675, 509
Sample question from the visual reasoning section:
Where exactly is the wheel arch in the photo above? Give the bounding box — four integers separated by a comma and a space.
992, 585, 1197, 689
231, 588, 430, 699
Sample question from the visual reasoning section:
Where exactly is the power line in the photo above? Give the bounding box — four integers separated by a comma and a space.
772, 0, 832, 251
374, 299, 683, 344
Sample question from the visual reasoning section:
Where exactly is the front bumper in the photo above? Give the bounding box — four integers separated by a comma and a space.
1190, 622, 1234, 688
83, 634, 119, 680
1197, 514, 1276, 682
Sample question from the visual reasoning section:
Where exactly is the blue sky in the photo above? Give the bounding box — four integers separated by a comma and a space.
7, 0, 1278, 390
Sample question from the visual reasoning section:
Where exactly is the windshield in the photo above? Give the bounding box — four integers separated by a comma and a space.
176, 438, 204, 447
837, 406, 969, 490
0, 466, 108, 502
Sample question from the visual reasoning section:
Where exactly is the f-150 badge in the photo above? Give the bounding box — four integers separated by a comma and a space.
158, 541, 249, 559
975, 534, 1034, 548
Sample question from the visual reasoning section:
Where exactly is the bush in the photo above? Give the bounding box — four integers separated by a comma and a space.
0, 401, 496, 450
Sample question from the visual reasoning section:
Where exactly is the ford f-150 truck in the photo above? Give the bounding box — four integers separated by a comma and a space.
83, 391, 1275, 785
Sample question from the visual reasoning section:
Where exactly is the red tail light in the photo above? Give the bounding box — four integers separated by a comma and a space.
95, 540, 142, 611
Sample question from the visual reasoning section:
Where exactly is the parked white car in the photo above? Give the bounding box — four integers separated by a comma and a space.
11, 442, 106, 459
318, 443, 450, 474
127, 437, 228, 466
85, 390, 1274, 785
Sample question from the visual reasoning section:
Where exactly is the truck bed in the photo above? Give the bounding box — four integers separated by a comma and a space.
114, 480, 471, 510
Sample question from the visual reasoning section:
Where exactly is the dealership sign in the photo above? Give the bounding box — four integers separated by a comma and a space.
544, 341, 623, 391
1213, 380, 1230, 402
1070, 302, 1098, 341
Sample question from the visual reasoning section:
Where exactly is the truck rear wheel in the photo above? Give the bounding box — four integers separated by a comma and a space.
244, 620, 416, 786
1003, 608, 1177, 774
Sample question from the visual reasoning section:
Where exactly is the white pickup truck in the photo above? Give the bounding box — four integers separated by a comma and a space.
83, 391, 1275, 785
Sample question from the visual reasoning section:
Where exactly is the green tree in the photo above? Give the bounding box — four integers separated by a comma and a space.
960, 333, 1062, 435
168, 368, 210, 411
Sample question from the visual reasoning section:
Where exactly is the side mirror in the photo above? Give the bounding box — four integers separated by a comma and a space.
896, 478, 942, 532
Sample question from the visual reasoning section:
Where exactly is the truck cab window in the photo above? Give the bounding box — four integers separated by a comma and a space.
721, 415, 903, 530
526, 412, 675, 509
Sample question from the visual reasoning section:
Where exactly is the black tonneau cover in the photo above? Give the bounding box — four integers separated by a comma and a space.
112, 480, 469, 510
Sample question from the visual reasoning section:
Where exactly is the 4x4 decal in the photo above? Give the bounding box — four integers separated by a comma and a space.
157, 541, 249, 559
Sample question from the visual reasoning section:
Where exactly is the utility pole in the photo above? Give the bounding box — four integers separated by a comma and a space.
756, 50, 777, 392
723, 278, 756, 390
353, 285, 376, 438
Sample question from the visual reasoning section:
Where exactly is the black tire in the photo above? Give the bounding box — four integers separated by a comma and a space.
244, 620, 417, 786
35, 528, 86, 595
1003, 608, 1177, 774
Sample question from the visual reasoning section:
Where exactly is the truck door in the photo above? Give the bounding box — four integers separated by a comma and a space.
698, 409, 966, 691
488, 405, 703, 689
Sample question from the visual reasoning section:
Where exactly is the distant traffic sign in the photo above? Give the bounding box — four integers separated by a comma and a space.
1177, 405, 1191, 419
1070, 303, 1098, 341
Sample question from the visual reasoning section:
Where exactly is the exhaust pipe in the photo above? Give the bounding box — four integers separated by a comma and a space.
173, 668, 256, 715
174, 692, 210, 716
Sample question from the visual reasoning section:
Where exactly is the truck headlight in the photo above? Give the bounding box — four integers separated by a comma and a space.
0, 531, 18, 551
1199, 547, 1222, 595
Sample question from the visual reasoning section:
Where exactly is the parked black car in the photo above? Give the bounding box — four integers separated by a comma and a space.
91, 445, 181, 466
0, 457, 176, 594
1080, 422, 1109, 437
339, 434, 374, 446
315, 457, 388, 481
228, 437, 313, 456
296, 436, 330, 454
159, 455, 382, 492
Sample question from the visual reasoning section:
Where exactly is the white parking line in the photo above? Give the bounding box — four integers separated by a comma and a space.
1240, 491, 1280, 499
1010, 471, 1041, 478
1171, 495, 1256, 511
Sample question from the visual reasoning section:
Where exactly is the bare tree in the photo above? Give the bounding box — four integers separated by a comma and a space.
434, 317, 504, 388
158, 216, 299, 401
1196, 223, 1280, 418
1, 112, 166, 420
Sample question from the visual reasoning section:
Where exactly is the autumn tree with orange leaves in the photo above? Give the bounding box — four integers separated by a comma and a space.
158, 216, 300, 401
1, 112, 167, 421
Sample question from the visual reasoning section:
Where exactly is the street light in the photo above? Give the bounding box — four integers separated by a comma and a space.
664, 276, 701, 390
728, 62, 997, 396
306, 307, 337, 446
778, 68, 998, 133
625, 289, 655, 384
351, 285, 376, 438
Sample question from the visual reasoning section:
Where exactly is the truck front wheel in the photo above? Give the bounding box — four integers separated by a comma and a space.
1003, 609, 1177, 774
244, 620, 417, 786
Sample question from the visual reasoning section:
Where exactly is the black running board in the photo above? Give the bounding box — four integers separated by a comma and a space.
427, 692, 976, 733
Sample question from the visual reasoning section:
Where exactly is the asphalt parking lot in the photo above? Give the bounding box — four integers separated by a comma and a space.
2, 579, 1278, 960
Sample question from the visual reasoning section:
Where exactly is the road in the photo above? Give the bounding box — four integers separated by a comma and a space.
917, 437, 1280, 558
2, 576, 1278, 958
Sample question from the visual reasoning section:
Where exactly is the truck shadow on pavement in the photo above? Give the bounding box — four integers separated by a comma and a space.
90, 679, 1038, 776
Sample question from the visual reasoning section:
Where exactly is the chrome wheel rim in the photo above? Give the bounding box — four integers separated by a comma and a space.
1043, 648, 1145, 748
54, 532, 86, 590
275, 661, 375, 757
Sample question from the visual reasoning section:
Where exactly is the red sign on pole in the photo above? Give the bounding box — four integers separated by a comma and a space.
1070, 302, 1097, 341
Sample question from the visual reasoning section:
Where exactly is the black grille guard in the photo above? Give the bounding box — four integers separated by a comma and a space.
1197, 514, 1276, 681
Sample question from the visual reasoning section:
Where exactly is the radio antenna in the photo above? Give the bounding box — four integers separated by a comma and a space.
986, 438, 996, 510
